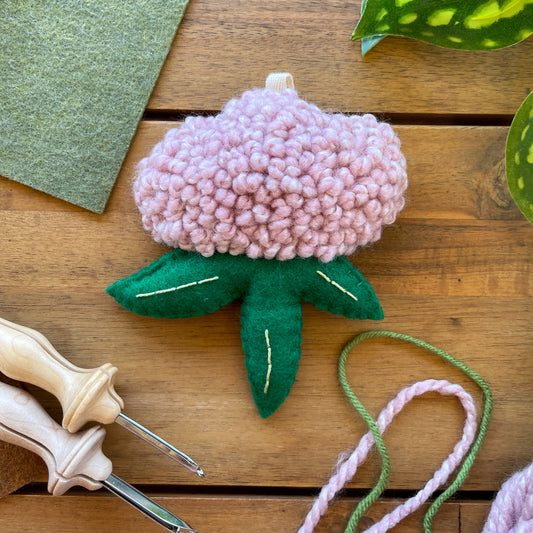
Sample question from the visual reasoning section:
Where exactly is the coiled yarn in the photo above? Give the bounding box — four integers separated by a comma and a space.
483, 461, 533, 533
298, 379, 478, 533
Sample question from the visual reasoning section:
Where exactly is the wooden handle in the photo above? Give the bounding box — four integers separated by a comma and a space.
0, 380, 112, 495
0, 318, 124, 432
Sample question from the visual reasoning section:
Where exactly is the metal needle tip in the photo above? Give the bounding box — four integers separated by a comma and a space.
116, 413, 204, 477
103, 474, 198, 532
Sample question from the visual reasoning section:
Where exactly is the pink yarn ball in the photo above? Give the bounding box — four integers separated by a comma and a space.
134, 87, 407, 262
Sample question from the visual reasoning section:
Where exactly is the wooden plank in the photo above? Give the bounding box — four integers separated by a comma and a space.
0, 295, 529, 490
0, 211, 530, 297
460, 502, 494, 533
150, 0, 533, 115
0, 494, 492, 532
0, 124, 530, 491
0, 123, 523, 221
354, 219, 532, 297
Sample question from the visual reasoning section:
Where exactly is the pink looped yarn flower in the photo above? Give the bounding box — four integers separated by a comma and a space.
108, 75, 408, 417
134, 85, 407, 262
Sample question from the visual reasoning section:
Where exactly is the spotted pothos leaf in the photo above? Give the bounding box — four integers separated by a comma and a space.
360, 0, 386, 55
352, 0, 533, 51
506, 91, 533, 224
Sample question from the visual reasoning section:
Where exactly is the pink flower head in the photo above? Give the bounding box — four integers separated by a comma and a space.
134, 87, 407, 262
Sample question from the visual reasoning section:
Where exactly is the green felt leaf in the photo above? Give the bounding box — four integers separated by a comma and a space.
107, 250, 383, 417
241, 288, 303, 418
106, 250, 247, 318
360, 0, 387, 55
352, 0, 533, 51
298, 256, 384, 320
506, 91, 533, 224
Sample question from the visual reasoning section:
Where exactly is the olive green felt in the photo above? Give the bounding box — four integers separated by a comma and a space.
0, 0, 188, 213
107, 250, 383, 417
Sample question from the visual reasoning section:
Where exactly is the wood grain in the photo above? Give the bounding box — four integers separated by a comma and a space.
0, 377, 46, 498
148, 0, 533, 115
0, 494, 490, 533
0, 123, 523, 221
2, 295, 526, 491
0, 119, 530, 498
0, 1, 531, 528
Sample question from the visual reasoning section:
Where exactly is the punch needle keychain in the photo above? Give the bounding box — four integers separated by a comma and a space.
107, 73, 408, 417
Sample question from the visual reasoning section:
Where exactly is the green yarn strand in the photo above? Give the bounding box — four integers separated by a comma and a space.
339, 339, 392, 531
338, 330, 493, 533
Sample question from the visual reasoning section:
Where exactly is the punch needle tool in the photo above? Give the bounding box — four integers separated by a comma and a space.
0, 379, 198, 532
0, 317, 204, 477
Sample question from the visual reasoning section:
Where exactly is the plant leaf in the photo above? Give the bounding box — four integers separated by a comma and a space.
352, 0, 533, 51
506, 91, 533, 224
360, 0, 387, 55
362, 33, 388, 54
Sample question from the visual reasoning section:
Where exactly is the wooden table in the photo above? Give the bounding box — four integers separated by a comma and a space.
1, 1, 532, 531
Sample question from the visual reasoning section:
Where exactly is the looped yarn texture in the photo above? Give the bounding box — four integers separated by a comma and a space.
134, 87, 407, 262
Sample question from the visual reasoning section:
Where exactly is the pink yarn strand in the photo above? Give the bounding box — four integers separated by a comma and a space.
482, 461, 533, 533
298, 379, 478, 533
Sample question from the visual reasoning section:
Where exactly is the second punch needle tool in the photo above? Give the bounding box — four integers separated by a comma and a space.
0, 316, 203, 532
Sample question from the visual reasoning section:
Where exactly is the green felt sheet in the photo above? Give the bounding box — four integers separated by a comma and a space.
0, 0, 189, 213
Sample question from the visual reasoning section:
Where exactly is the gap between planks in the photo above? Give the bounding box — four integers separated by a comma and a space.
142, 110, 514, 127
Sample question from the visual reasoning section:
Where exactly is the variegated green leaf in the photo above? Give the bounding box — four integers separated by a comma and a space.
361, 0, 387, 55
506, 91, 533, 224
352, 0, 533, 51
